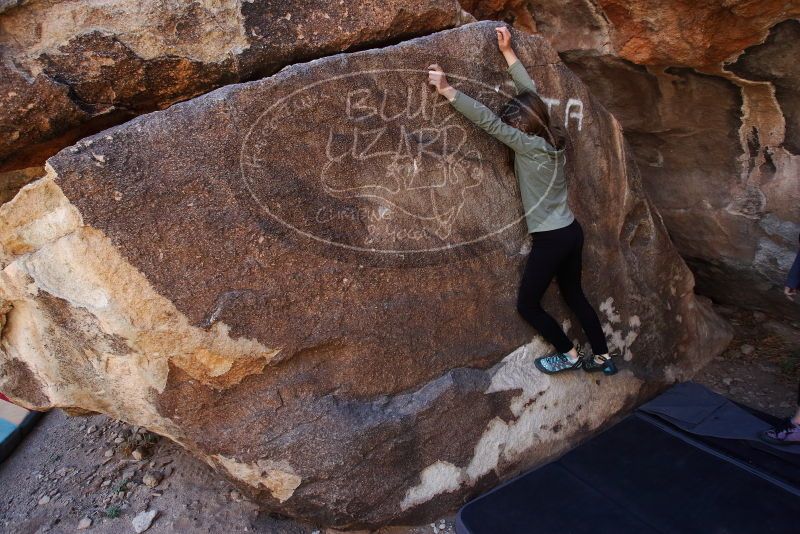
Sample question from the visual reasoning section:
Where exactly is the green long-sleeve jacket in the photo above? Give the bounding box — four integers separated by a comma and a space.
448, 59, 574, 233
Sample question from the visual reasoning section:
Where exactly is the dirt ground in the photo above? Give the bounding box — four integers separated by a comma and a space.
1, 303, 798, 534
693, 303, 799, 413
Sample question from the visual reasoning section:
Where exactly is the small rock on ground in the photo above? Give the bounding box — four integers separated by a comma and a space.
133, 509, 158, 533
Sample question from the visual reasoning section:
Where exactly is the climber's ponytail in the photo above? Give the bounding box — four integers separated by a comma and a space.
499, 90, 570, 167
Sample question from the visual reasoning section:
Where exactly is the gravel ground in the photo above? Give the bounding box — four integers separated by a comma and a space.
693, 304, 799, 414
1, 303, 797, 534
0, 411, 457, 534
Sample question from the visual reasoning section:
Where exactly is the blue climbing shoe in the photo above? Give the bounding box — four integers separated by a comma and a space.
534, 353, 583, 374
581, 353, 618, 375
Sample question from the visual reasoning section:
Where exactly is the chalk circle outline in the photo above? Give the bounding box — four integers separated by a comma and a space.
239, 68, 561, 254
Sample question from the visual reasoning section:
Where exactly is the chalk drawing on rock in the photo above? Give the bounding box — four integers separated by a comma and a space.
319, 121, 487, 240
241, 69, 585, 254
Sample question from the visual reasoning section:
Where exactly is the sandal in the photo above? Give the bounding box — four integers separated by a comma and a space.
581, 352, 618, 375
760, 418, 800, 445
534, 353, 583, 374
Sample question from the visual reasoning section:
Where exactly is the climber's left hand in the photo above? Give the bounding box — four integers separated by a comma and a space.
427, 64, 449, 92
427, 64, 456, 101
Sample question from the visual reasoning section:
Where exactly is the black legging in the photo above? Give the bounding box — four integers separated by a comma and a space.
516, 218, 609, 355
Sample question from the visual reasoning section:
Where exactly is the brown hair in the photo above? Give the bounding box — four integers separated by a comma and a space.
499, 89, 568, 165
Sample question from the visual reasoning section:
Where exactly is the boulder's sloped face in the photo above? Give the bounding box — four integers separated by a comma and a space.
463, 1, 800, 318
0, 0, 466, 171
0, 22, 730, 528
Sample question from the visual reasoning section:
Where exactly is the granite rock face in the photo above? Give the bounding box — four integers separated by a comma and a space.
0, 22, 730, 527
465, 0, 800, 317
0, 0, 467, 172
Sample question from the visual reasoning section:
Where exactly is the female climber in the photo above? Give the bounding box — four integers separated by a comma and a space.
426, 25, 617, 376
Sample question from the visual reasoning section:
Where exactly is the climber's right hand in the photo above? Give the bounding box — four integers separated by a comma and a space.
495, 26, 512, 52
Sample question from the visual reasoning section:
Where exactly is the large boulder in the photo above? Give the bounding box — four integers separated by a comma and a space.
0, 0, 467, 172
0, 22, 730, 528
462, 1, 800, 318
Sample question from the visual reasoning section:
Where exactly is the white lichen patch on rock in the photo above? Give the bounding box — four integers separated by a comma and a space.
401, 337, 643, 511
0, 0, 251, 77
400, 460, 463, 511
599, 297, 621, 323
0, 175, 281, 420
213, 455, 302, 503
599, 297, 640, 361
